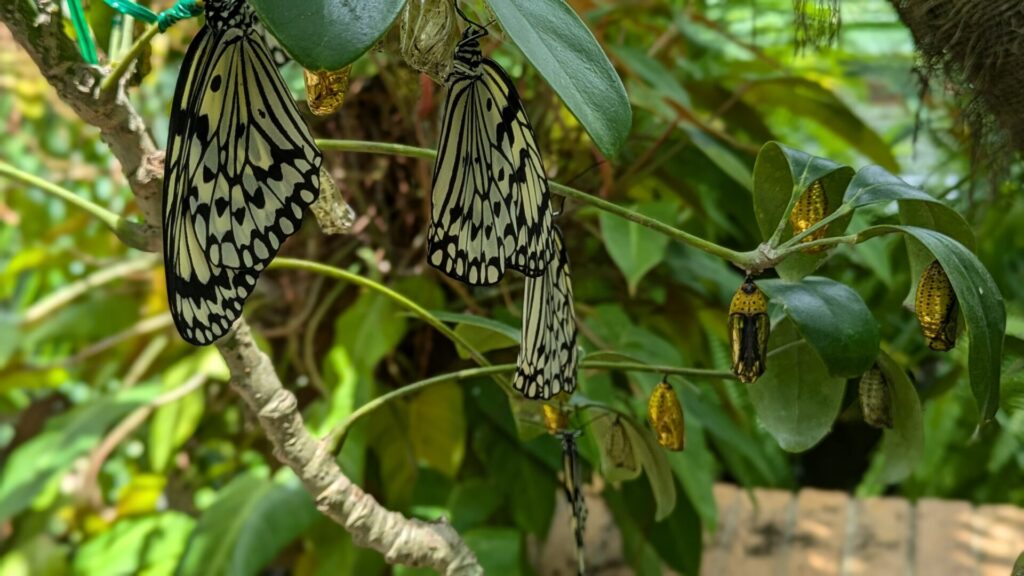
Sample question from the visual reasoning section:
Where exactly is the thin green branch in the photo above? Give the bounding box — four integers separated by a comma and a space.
100, 24, 160, 94
777, 203, 854, 250
22, 254, 160, 324
268, 257, 494, 370
315, 139, 757, 268
329, 359, 736, 449
0, 160, 157, 251
0, 160, 121, 230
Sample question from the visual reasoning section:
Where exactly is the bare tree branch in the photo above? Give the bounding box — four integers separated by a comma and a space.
0, 1, 481, 573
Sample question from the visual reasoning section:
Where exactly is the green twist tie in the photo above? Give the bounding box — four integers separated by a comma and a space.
104, 0, 203, 32
156, 1, 204, 32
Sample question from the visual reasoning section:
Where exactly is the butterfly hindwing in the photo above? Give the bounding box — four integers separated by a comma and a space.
514, 227, 578, 399
163, 0, 321, 346
429, 26, 553, 285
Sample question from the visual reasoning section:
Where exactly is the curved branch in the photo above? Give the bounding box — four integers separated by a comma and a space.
0, 2, 482, 573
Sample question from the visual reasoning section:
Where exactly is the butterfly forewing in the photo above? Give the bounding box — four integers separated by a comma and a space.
429, 27, 553, 285
163, 0, 321, 346
514, 227, 578, 399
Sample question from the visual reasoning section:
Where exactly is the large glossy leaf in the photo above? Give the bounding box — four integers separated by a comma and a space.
873, 352, 924, 484
749, 320, 846, 452
333, 290, 408, 376
248, 0, 405, 70
753, 142, 854, 279
177, 472, 318, 576
487, 0, 631, 157
864, 226, 1005, 422
761, 276, 880, 377
599, 201, 676, 296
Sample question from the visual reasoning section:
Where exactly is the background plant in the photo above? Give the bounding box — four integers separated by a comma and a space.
1, 0, 1021, 574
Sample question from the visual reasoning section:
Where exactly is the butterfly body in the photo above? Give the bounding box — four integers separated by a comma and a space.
164, 0, 322, 345
429, 23, 553, 285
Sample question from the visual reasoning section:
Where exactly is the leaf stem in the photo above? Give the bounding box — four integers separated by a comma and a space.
268, 257, 494, 370
0, 160, 121, 231
328, 358, 736, 450
100, 24, 160, 95
777, 203, 853, 250
315, 139, 755, 269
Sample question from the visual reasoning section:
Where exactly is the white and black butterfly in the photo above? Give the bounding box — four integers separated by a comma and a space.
514, 226, 578, 399
428, 11, 553, 285
163, 0, 321, 345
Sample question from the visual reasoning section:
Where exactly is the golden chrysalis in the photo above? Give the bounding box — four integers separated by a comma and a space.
915, 260, 958, 351
303, 67, 352, 116
728, 277, 770, 383
789, 180, 829, 252
647, 380, 685, 451
542, 402, 569, 435
859, 365, 893, 429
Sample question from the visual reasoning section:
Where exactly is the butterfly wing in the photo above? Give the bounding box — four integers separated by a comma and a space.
429, 47, 553, 285
163, 18, 319, 346
481, 59, 553, 277
184, 26, 320, 271
514, 227, 578, 399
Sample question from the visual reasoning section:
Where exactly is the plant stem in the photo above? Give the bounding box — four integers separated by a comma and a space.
100, 24, 160, 95
777, 203, 853, 250
775, 233, 859, 258
328, 359, 736, 450
315, 139, 755, 269
22, 254, 160, 324
268, 257, 493, 370
0, 160, 121, 230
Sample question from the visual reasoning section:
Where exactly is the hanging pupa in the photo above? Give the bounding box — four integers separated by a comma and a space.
858, 365, 892, 429
303, 67, 352, 116
648, 380, 685, 451
310, 167, 356, 235
915, 260, 958, 351
605, 416, 638, 473
400, 0, 460, 83
542, 401, 569, 435
789, 180, 829, 251
728, 277, 770, 383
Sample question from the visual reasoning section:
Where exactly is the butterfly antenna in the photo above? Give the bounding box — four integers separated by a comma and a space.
453, 1, 483, 28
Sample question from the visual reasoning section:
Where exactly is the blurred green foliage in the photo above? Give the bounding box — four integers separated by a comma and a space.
1, 0, 1023, 574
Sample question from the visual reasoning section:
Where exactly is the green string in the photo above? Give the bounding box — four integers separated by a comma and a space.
104, 0, 204, 33
66, 0, 98, 64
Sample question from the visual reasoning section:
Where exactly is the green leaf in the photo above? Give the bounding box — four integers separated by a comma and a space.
844, 165, 946, 207
177, 472, 318, 576
487, 0, 631, 157
453, 324, 518, 358
869, 226, 1005, 422
463, 527, 523, 575
743, 78, 899, 171
619, 475, 701, 576
665, 411, 717, 532
248, 0, 405, 70
149, 352, 221, 472
620, 415, 677, 521
448, 478, 504, 532
874, 352, 925, 484
753, 142, 854, 278
75, 513, 194, 576
761, 276, 880, 377
0, 385, 159, 524
408, 382, 466, 478
432, 310, 521, 343
749, 320, 846, 452
333, 290, 408, 376
599, 201, 676, 295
